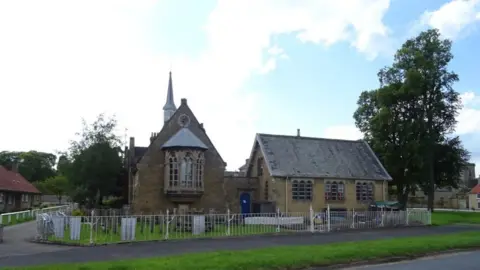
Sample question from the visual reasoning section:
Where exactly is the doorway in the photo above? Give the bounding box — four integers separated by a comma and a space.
240, 192, 251, 214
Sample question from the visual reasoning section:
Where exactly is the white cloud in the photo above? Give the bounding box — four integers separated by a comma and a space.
419, 0, 480, 39
323, 125, 363, 141
0, 0, 393, 170
457, 91, 480, 135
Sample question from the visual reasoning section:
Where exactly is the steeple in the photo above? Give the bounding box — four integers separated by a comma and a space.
163, 71, 176, 123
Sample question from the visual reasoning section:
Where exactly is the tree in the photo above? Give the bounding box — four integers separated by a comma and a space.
0, 151, 57, 182
354, 29, 468, 210
390, 29, 463, 210
56, 154, 71, 176
65, 114, 124, 208
43, 175, 70, 203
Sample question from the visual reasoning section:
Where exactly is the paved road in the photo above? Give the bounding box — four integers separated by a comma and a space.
340, 251, 480, 270
0, 224, 478, 268
0, 221, 74, 258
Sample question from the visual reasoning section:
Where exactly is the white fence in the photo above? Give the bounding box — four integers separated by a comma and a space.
0, 205, 72, 225
35, 207, 431, 245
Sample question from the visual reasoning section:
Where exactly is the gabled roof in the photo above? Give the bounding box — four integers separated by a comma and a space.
0, 166, 41, 194
470, 184, 480, 194
134, 147, 148, 161
246, 133, 392, 181
161, 127, 208, 150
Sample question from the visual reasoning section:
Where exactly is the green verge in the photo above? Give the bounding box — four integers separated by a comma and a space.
1, 214, 35, 226
7, 231, 480, 270
432, 211, 480, 226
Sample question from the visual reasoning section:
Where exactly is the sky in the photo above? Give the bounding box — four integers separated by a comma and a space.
0, 0, 479, 173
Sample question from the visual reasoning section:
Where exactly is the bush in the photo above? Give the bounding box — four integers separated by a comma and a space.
102, 197, 125, 209
72, 209, 86, 216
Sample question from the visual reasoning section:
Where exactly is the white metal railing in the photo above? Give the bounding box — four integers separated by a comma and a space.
1, 204, 72, 226
35, 206, 431, 245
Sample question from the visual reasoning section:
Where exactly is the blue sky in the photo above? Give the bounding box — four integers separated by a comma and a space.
0, 0, 479, 173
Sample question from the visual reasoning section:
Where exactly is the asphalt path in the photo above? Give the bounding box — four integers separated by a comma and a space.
0, 223, 478, 268
340, 251, 480, 270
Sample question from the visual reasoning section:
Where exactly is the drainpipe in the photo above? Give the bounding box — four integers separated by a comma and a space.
285, 176, 289, 212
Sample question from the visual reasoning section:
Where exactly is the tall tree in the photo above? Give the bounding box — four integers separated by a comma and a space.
354, 29, 468, 209
66, 114, 124, 208
0, 151, 57, 182
391, 29, 463, 210
42, 175, 70, 203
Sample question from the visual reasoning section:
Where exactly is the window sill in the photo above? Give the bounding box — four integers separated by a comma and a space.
325, 199, 346, 203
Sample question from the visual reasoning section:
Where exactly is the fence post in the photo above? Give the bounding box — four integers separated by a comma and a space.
89, 210, 94, 245
226, 209, 231, 236
309, 204, 314, 233
276, 208, 280, 233
327, 205, 331, 232
165, 209, 169, 240
405, 209, 409, 226
0, 214, 3, 225
351, 209, 355, 229
427, 210, 432, 225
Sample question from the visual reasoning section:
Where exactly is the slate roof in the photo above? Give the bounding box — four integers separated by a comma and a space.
161, 128, 208, 150
134, 147, 148, 161
0, 166, 41, 194
253, 134, 392, 181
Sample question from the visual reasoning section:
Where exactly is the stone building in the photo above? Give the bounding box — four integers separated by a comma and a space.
244, 131, 392, 212
126, 72, 392, 214
126, 72, 258, 214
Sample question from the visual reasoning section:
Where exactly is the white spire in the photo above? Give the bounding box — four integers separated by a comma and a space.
163, 71, 176, 123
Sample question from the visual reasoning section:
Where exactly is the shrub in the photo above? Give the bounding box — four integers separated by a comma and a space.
72, 209, 86, 216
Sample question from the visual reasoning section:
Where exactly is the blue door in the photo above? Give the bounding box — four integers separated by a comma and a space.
240, 192, 251, 214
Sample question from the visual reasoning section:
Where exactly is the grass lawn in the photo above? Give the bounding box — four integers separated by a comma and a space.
1, 214, 35, 226
9, 231, 480, 270
432, 211, 480, 225
48, 222, 285, 244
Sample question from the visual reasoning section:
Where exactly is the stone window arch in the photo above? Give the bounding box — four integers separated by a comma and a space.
167, 153, 179, 187
356, 181, 374, 202
165, 150, 205, 190
180, 152, 194, 187
325, 181, 345, 201
195, 152, 204, 188
292, 180, 313, 201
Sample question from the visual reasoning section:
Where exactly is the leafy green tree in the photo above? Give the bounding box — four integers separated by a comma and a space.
390, 29, 463, 210
354, 29, 468, 210
43, 175, 70, 203
56, 155, 71, 176
0, 151, 57, 182
66, 114, 124, 208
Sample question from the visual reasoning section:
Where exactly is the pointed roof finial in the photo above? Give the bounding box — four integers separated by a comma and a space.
163, 70, 176, 111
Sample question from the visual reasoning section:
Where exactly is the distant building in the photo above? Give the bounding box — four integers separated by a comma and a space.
0, 165, 41, 212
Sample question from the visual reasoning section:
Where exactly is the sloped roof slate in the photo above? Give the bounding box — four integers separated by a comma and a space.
255, 133, 392, 181
161, 128, 208, 150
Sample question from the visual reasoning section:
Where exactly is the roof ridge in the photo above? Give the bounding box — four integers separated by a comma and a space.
257, 133, 364, 143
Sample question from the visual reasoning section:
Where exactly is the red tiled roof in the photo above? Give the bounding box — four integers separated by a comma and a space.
470, 184, 480, 194
0, 166, 41, 194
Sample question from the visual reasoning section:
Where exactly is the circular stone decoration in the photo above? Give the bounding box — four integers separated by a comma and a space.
178, 114, 191, 127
